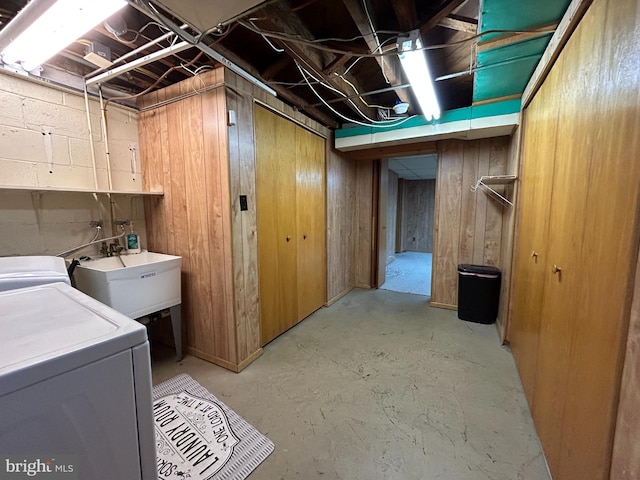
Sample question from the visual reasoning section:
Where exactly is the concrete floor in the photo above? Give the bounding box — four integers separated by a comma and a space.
381, 252, 432, 297
152, 288, 550, 480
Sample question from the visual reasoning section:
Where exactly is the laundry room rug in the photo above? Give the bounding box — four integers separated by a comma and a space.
152, 373, 274, 480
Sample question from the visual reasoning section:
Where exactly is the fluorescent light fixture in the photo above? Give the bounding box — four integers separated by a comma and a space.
1, 0, 127, 71
397, 30, 440, 121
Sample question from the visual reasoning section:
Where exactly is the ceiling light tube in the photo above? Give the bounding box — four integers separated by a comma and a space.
1, 0, 127, 71
397, 30, 441, 121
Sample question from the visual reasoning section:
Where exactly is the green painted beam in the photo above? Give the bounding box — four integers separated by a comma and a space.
479, 0, 571, 36
474, 35, 552, 102
472, 0, 571, 103
335, 99, 521, 139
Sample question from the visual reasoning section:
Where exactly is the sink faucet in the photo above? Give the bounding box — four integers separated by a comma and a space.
109, 243, 124, 256
101, 242, 123, 257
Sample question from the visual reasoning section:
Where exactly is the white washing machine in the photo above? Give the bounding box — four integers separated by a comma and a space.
0, 279, 156, 479
0, 255, 70, 291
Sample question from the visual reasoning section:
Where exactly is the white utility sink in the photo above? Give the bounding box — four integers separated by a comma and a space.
73, 251, 182, 319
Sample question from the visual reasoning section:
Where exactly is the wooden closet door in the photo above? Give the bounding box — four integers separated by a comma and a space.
295, 126, 326, 320
255, 106, 298, 345
509, 88, 559, 403
531, 44, 595, 477
555, 0, 640, 477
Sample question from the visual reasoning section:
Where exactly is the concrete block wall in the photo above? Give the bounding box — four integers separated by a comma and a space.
0, 190, 147, 257
0, 71, 141, 190
0, 71, 148, 258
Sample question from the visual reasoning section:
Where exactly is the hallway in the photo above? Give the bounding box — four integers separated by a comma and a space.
152, 288, 549, 480
381, 252, 432, 297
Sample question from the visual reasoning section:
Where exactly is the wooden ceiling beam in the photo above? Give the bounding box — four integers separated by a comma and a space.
251, 3, 377, 120
323, 54, 351, 75
344, 141, 437, 161
391, 0, 419, 31
342, 0, 411, 105
439, 14, 478, 34
419, 0, 468, 37
210, 42, 339, 128
260, 54, 291, 81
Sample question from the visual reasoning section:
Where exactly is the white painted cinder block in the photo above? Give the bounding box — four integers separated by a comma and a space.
0, 71, 141, 191
0, 73, 64, 104
0, 190, 39, 223
62, 91, 89, 111
0, 92, 26, 129
0, 158, 38, 186
0, 188, 148, 257
0, 222, 44, 256
107, 110, 139, 142
68, 137, 94, 168
23, 98, 89, 139
0, 125, 49, 162
34, 191, 105, 224
110, 169, 143, 192
49, 133, 73, 166
108, 139, 141, 174
0, 71, 148, 258
35, 163, 96, 189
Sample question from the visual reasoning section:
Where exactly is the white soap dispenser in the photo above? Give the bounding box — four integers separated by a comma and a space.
126, 222, 141, 254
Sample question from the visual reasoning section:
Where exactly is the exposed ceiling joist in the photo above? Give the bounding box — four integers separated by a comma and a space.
345, 140, 437, 161
477, 22, 558, 52
6, 0, 573, 128
210, 42, 339, 127
419, 0, 468, 37
249, 3, 378, 120
341, 0, 411, 105
439, 14, 478, 34
260, 55, 291, 81
390, 0, 419, 30
323, 54, 351, 75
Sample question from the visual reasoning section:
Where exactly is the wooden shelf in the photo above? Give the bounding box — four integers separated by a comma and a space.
0, 185, 163, 196
471, 175, 517, 206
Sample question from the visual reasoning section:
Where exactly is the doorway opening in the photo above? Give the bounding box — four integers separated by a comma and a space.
378, 154, 437, 298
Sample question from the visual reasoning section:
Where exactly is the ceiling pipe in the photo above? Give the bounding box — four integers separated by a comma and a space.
0, 0, 57, 52
85, 40, 192, 85
86, 23, 189, 78
126, 0, 276, 96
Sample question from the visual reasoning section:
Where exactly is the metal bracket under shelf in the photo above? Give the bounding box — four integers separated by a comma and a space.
470, 175, 517, 206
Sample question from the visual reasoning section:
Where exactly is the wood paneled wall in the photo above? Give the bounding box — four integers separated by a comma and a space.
326, 136, 358, 304
140, 67, 331, 371
400, 180, 435, 253
140, 68, 240, 366
431, 138, 508, 309
224, 71, 261, 365
355, 160, 374, 288
498, 128, 520, 340
386, 170, 398, 262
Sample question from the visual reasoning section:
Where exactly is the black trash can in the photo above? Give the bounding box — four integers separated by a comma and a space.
457, 264, 501, 324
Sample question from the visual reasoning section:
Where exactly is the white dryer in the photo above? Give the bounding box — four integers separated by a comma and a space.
0, 282, 156, 479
